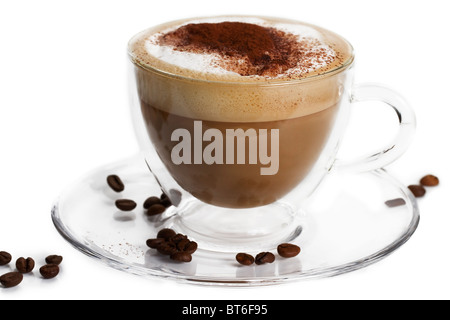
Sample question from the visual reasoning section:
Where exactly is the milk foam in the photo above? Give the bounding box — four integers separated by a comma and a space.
130, 16, 354, 122
143, 17, 336, 79
145, 42, 236, 76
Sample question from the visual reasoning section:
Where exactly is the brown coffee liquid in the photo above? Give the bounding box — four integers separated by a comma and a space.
141, 100, 338, 208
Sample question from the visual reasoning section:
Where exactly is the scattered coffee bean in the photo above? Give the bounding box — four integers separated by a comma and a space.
157, 228, 177, 240
408, 185, 426, 198
420, 174, 439, 187
236, 253, 255, 266
115, 199, 137, 211
146, 238, 166, 249
255, 252, 275, 265
15, 257, 35, 274
143, 196, 161, 209
146, 204, 166, 216
159, 193, 172, 207
157, 242, 178, 256
0, 251, 12, 266
45, 255, 63, 266
39, 264, 60, 279
277, 243, 301, 258
183, 241, 198, 254
146, 228, 197, 263
171, 233, 188, 243
106, 174, 125, 192
385, 198, 406, 208
176, 238, 190, 251
170, 251, 192, 262
160, 198, 172, 208
386, 174, 439, 206
0, 272, 23, 288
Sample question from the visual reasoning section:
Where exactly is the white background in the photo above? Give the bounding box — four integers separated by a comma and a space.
0, 0, 448, 300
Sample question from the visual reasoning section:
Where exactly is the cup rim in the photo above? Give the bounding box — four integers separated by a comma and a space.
127, 15, 356, 86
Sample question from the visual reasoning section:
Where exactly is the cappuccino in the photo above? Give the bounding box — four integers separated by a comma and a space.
128, 16, 354, 208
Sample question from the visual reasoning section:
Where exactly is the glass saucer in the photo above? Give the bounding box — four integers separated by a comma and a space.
51, 154, 419, 286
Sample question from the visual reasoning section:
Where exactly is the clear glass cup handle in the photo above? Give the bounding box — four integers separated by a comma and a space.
334, 83, 416, 172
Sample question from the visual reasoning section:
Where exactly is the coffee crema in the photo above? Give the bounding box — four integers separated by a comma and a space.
129, 16, 353, 122
157, 21, 336, 78
128, 16, 354, 208
129, 16, 352, 83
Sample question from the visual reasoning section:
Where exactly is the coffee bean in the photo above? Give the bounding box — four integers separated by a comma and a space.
106, 175, 125, 192
170, 252, 192, 263
176, 238, 190, 251
236, 253, 255, 266
171, 233, 188, 243
408, 185, 426, 198
115, 199, 137, 211
0, 272, 23, 288
385, 198, 406, 208
146, 238, 165, 249
160, 197, 172, 208
143, 196, 161, 209
420, 174, 439, 187
45, 255, 63, 265
157, 242, 178, 256
0, 251, 12, 266
40, 264, 60, 279
157, 228, 177, 240
255, 252, 275, 265
183, 241, 198, 254
16, 257, 35, 273
146, 204, 166, 216
160, 193, 172, 207
277, 243, 301, 258
148, 229, 196, 262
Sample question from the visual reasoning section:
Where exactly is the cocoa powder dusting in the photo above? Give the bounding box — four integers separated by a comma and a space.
159, 22, 334, 77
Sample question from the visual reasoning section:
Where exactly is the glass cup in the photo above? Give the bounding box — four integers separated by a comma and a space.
127, 16, 416, 251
